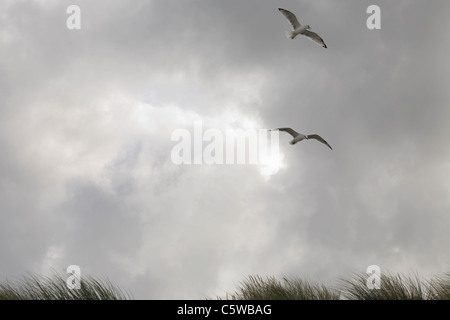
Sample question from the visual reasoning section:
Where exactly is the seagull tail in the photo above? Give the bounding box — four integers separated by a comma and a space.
285, 30, 295, 40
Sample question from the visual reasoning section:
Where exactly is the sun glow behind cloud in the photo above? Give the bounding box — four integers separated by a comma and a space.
103, 91, 286, 176
259, 150, 286, 178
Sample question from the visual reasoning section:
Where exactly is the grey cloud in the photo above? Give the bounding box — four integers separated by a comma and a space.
1, 0, 449, 299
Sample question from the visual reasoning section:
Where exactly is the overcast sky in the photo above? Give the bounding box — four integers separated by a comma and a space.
1, 0, 450, 299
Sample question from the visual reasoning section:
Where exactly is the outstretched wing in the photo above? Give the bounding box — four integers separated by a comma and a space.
302, 30, 327, 48
307, 134, 332, 149
274, 127, 300, 138
278, 8, 301, 29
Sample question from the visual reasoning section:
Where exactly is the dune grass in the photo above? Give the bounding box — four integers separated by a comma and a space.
0, 273, 132, 300
218, 275, 340, 300
341, 271, 431, 300
217, 271, 450, 300
1, 270, 449, 300
428, 272, 450, 300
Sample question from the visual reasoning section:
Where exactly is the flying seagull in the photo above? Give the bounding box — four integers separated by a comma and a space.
278, 8, 327, 48
272, 127, 332, 150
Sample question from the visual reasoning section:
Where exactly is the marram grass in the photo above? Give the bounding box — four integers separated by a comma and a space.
217, 275, 340, 300
217, 271, 450, 300
428, 272, 450, 300
0, 273, 132, 300
1, 270, 449, 300
341, 271, 431, 300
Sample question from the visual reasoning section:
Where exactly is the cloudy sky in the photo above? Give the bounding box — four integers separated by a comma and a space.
1, 0, 450, 299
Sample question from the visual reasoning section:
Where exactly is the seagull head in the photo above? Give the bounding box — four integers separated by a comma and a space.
306, 25, 311, 30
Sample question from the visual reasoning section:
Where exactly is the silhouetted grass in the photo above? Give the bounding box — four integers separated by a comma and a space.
341, 271, 432, 300
2, 270, 449, 300
0, 273, 132, 300
217, 275, 340, 300
217, 271, 450, 300
428, 272, 450, 300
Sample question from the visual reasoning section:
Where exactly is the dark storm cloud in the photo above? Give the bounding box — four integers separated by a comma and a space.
0, 0, 449, 298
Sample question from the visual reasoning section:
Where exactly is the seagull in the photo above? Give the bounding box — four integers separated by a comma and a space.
278, 8, 327, 48
272, 127, 332, 150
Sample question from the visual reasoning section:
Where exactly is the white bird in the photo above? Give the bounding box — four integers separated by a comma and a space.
272, 127, 332, 150
278, 8, 327, 48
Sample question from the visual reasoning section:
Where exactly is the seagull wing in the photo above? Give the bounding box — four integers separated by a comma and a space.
278, 8, 301, 29
307, 134, 332, 149
302, 30, 327, 48
276, 127, 300, 138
